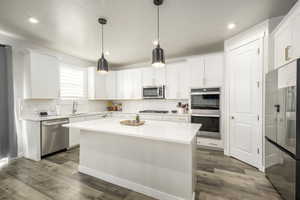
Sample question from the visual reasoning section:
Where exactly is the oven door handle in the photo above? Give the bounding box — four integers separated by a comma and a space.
42, 121, 69, 126
191, 92, 220, 95
192, 114, 220, 118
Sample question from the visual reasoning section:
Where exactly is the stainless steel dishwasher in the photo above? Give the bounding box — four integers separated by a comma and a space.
41, 118, 69, 157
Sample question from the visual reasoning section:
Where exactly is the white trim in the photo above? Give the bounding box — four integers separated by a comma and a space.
79, 165, 194, 200
224, 20, 269, 170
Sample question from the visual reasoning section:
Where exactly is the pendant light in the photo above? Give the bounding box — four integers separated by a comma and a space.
152, 0, 165, 68
97, 18, 109, 73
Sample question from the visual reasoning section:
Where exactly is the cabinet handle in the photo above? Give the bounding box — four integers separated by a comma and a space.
285, 45, 292, 61
231, 116, 235, 120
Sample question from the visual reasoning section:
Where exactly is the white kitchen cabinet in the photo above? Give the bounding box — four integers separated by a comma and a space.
141, 67, 165, 86
274, 24, 293, 68
69, 116, 85, 147
88, 67, 107, 99
204, 54, 224, 87
165, 62, 190, 99
116, 70, 125, 99
116, 68, 142, 99
189, 57, 205, 88
291, 9, 300, 62
69, 114, 104, 147
273, 3, 300, 69
24, 51, 60, 99
105, 71, 117, 99
188, 53, 224, 88
129, 68, 142, 99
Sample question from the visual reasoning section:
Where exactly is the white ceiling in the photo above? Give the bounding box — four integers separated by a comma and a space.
0, 0, 296, 67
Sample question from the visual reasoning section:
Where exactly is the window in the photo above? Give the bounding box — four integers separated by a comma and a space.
60, 64, 87, 98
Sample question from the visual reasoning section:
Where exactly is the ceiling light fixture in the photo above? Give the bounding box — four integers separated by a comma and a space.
28, 17, 39, 24
227, 23, 236, 30
97, 18, 109, 73
152, 0, 165, 68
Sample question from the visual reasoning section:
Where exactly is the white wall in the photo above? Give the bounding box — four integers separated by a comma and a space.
113, 100, 189, 113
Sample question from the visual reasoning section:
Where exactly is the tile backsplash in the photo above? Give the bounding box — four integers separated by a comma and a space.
20, 99, 107, 117
112, 99, 189, 113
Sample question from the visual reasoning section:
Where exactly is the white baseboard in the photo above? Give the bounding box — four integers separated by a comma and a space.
79, 165, 193, 200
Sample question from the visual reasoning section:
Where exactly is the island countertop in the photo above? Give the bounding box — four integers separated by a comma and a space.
64, 117, 200, 145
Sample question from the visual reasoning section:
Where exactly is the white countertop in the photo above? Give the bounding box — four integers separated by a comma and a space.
64, 118, 200, 145
21, 112, 107, 122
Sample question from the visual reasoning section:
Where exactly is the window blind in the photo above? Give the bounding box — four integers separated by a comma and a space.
60, 64, 86, 98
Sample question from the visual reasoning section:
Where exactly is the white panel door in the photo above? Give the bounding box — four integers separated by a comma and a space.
228, 39, 262, 168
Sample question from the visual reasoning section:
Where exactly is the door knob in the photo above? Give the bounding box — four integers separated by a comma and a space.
231, 116, 235, 119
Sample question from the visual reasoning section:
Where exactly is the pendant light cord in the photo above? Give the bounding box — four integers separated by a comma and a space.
101, 24, 104, 55
157, 6, 160, 44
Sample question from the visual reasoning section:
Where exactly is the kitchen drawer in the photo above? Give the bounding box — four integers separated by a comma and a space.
197, 137, 223, 149
162, 116, 189, 122
140, 115, 163, 121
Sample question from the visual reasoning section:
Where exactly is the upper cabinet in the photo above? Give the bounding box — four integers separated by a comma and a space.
88, 67, 108, 99
188, 53, 224, 88
89, 68, 142, 100
118, 68, 142, 100
204, 54, 224, 87
88, 53, 224, 100
141, 67, 165, 86
189, 57, 205, 88
273, 2, 300, 69
165, 62, 190, 99
24, 51, 60, 99
274, 24, 293, 68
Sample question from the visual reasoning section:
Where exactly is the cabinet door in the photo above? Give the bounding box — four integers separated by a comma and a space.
166, 63, 179, 99
189, 57, 205, 88
142, 67, 154, 86
274, 24, 293, 69
105, 71, 116, 99
166, 62, 190, 99
30, 52, 60, 99
178, 62, 190, 99
131, 69, 142, 99
116, 70, 125, 99
204, 54, 224, 87
154, 67, 166, 86
94, 72, 107, 99
291, 11, 300, 61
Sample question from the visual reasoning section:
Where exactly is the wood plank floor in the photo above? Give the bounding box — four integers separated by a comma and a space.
0, 148, 281, 200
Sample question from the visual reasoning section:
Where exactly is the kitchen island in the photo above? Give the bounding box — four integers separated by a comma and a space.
65, 118, 200, 200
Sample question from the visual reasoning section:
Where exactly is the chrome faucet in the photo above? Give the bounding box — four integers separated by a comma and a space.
72, 100, 78, 114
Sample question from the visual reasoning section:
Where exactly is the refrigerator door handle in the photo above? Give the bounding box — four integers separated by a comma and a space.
274, 104, 280, 113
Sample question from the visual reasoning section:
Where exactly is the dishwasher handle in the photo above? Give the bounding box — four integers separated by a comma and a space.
42, 121, 69, 126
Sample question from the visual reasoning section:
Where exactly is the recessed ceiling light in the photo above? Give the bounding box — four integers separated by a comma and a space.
28, 17, 39, 24
227, 23, 236, 30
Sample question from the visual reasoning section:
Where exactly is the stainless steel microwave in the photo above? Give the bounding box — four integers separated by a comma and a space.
143, 86, 165, 99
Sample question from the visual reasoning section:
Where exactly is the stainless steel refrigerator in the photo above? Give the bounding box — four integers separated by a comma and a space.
265, 59, 300, 200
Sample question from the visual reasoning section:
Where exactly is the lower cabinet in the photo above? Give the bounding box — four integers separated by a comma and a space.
69, 115, 104, 147
197, 137, 223, 149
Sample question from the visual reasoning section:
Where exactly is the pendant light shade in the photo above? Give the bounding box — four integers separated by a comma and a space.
152, 0, 165, 67
97, 18, 109, 73
152, 44, 165, 67
97, 54, 108, 73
